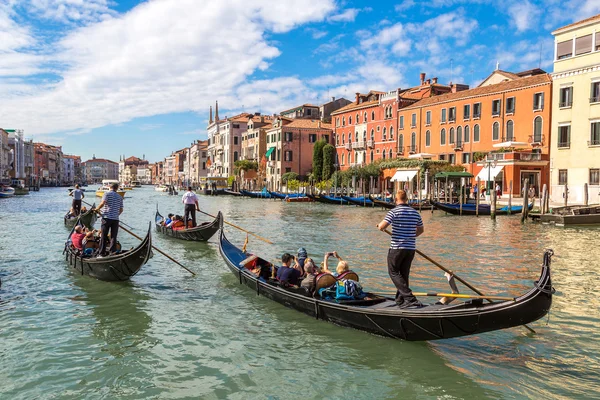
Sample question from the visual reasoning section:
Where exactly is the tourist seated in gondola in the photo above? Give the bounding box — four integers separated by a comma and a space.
167, 215, 185, 229
296, 247, 308, 273
321, 251, 353, 278
300, 258, 320, 294
66, 207, 76, 219
276, 253, 302, 286
71, 226, 86, 250
163, 213, 174, 226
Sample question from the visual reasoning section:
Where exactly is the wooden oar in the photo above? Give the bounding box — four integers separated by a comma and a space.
375, 292, 515, 301
197, 210, 273, 244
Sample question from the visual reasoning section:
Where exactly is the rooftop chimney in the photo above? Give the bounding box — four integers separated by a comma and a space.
209, 106, 213, 124
420, 72, 426, 85
331, 96, 335, 102
355, 92, 360, 104
432, 77, 438, 84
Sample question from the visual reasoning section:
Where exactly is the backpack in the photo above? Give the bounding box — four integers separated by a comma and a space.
335, 279, 365, 300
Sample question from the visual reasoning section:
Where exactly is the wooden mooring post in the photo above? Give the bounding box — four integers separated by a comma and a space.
564, 184, 568, 207
540, 183, 547, 214
459, 181, 464, 216
476, 178, 480, 217
491, 190, 497, 220
584, 183, 589, 206
521, 178, 529, 223
508, 181, 513, 216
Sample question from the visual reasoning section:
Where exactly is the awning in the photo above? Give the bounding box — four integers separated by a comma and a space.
265, 147, 275, 158
408, 153, 434, 159
492, 141, 528, 148
434, 171, 473, 179
390, 169, 418, 182
476, 165, 504, 181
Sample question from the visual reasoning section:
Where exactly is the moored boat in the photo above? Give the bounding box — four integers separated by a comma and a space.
529, 204, 600, 225
154, 209, 222, 241
286, 196, 313, 203
268, 191, 307, 200
155, 184, 168, 192
218, 230, 554, 341
0, 185, 15, 198
64, 204, 97, 229
432, 201, 532, 216
240, 189, 272, 198
307, 193, 350, 205
342, 195, 374, 207
11, 179, 29, 195
63, 223, 153, 281
96, 180, 126, 198
222, 189, 242, 196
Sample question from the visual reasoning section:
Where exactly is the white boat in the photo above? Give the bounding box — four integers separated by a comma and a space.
0, 185, 16, 198
96, 179, 126, 198
154, 184, 168, 192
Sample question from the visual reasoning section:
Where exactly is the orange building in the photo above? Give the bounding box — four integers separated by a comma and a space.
398, 69, 552, 196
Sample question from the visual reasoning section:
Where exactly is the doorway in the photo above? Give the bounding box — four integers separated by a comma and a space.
520, 170, 540, 197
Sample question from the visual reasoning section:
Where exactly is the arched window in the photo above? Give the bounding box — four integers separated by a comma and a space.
370, 150, 374, 163
464, 126, 470, 143
425, 130, 431, 147
389, 149, 393, 159
364, 111, 367, 122
347, 133, 351, 144
506, 120, 514, 141
390, 126, 394, 140
474, 124, 480, 142
342, 134, 345, 144
533, 116, 543, 142
371, 111, 375, 120
342, 117, 345, 126
449, 127, 455, 144
411, 132, 416, 146
457, 126, 462, 145
355, 130, 359, 142
383, 127, 387, 140
341, 153, 345, 165
349, 151, 352, 164
370, 129, 374, 141
493, 122, 499, 140
356, 113, 359, 124
336, 117, 339, 127
336, 134, 339, 145
399, 134, 404, 150
441, 128, 446, 145
349, 116, 352, 125
382, 149, 386, 159
363, 130, 366, 141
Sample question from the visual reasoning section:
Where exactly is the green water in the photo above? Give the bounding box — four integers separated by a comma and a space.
0, 187, 598, 399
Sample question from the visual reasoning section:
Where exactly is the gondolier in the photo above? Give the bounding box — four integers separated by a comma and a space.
69, 184, 85, 215
182, 186, 200, 228
95, 182, 123, 256
377, 190, 424, 308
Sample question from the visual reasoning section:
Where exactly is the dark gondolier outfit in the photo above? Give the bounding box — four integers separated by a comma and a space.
72, 189, 84, 215
384, 204, 423, 306
99, 191, 123, 255
182, 190, 199, 228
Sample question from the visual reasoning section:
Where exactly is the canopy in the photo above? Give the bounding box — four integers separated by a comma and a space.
492, 141, 528, 148
265, 147, 275, 158
476, 165, 505, 181
391, 169, 418, 182
434, 171, 473, 179
408, 153, 434, 159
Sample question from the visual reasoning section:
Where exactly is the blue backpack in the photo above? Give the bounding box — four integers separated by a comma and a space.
335, 279, 366, 300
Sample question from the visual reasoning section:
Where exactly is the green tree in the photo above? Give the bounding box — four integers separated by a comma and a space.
281, 172, 298, 183
312, 139, 327, 182
322, 144, 336, 180
233, 159, 258, 175
287, 179, 300, 191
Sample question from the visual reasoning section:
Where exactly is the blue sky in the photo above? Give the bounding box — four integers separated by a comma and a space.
1, 0, 599, 163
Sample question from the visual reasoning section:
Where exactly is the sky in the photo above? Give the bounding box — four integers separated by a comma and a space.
1, 0, 600, 163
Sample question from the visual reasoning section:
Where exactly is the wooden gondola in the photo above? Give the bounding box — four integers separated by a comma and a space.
64, 203, 97, 229
307, 193, 350, 205
219, 230, 554, 341
342, 195, 375, 207
222, 189, 243, 196
154, 209, 222, 241
268, 191, 306, 200
240, 189, 272, 198
432, 201, 533, 216
368, 195, 435, 211
63, 223, 153, 281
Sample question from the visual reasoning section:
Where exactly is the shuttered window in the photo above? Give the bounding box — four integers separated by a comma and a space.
557, 40, 572, 59
575, 34, 593, 55
597, 32, 600, 51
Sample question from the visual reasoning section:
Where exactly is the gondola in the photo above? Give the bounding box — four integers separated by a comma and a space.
154, 209, 222, 241
268, 191, 307, 200
63, 223, 153, 281
368, 195, 435, 210
222, 189, 243, 196
342, 195, 375, 207
219, 230, 554, 341
432, 201, 533, 216
64, 203, 97, 229
306, 193, 350, 205
240, 189, 272, 198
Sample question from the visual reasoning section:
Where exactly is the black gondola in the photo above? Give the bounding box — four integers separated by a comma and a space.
368, 196, 435, 210
432, 201, 533, 216
306, 193, 350, 205
219, 230, 554, 341
63, 223, 153, 281
154, 209, 222, 241
64, 203, 97, 229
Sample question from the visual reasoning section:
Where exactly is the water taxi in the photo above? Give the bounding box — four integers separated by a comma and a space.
11, 179, 29, 195
96, 180, 126, 198
0, 184, 15, 198
154, 184, 168, 192
132, 181, 142, 188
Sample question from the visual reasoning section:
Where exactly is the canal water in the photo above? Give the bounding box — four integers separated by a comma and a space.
0, 187, 598, 399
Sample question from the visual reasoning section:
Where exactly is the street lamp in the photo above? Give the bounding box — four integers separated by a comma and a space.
485, 153, 497, 196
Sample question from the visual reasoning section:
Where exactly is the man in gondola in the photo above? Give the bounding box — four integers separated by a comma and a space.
95, 182, 123, 257
376, 190, 424, 308
69, 184, 84, 215
182, 186, 200, 228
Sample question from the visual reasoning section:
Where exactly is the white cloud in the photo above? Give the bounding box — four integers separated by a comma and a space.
507, 1, 540, 32
306, 27, 328, 39
24, 0, 116, 23
360, 23, 411, 56
328, 8, 360, 22
394, 0, 416, 12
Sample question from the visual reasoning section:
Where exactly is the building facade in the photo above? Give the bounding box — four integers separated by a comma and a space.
62, 156, 75, 185
280, 104, 320, 120
34, 142, 64, 185
0, 129, 9, 182
550, 15, 600, 203
82, 157, 118, 183
320, 97, 352, 123
119, 156, 149, 184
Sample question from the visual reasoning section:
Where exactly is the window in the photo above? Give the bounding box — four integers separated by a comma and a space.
533, 117, 543, 143
370, 129, 374, 141
284, 150, 293, 162
364, 112, 367, 122
383, 127, 387, 140
336, 117, 340, 127
426, 110, 431, 125
449, 107, 456, 122
411, 113, 417, 127
349, 116, 352, 125
382, 150, 386, 159
355, 131, 359, 142
389, 127, 394, 140
492, 99, 501, 116
439, 154, 446, 161
448, 154, 455, 164
441, 108, 447, 123
234, 151, 239, 162
410, 132, 416, 152
342, 117, 345, 126
336, 135, 339, 145
370, 150, 374, 163
560, 87, 573, 108
341, 153, 345, 165
463, 104, 470, 119
356, 113, 359, 123
591, 121, 600, 146
533, 92, 544, 110
558, 169, 568, 185
306, 108, 312, 116
576, 34, 593, 55
309, 134, 317, 143
464, 125, 470, 143
493, 122, 499, 141
399, 116, 404, 129
456, 126, 462, 146
462, 153, 471, 164
591, 82, 600, 103
590, 169, 600, 185
277, 149, 281, 161
362, 131, 366, 141
389, 149, 393, 159
399, 134, 404, 150
425, 130, 431, 147
285, 132, 293, 142
506, 120, 514, 141
441, 128, 446, 145
449, 127, 455, 144
506, 97, 515, 114
557, 40, 572, 59
558, 125, 570, 148
473, 102, 481, 118
341, 134, 345, 144
348, 133, 351, 144
285, 167, 292, 173
371, 111, 375, 120
233, 123, 240, 128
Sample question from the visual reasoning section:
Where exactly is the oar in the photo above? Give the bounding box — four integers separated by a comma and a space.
376, 292, 515, 301
197, 210, 273, 245
380, 229, 536, 333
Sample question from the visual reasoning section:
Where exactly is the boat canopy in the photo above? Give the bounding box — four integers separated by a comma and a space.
434, 171, 474, 179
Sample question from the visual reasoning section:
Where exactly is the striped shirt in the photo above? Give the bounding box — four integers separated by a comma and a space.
101, 191, 123, 220
384, 204, 423, 250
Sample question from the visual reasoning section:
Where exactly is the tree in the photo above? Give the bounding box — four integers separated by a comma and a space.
312, 139, 327, 182
322, 144, 336, 180
281, 172, 298, 183
233, 159, 258, 175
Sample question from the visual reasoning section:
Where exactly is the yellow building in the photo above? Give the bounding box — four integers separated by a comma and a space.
551, 15, 600, 203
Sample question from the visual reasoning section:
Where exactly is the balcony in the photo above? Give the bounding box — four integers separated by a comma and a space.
344, 143, 352, 150
406, 145, 418, 154
453, 141, 463, 151
486, 152, 545, 162
268, 161, 276, 168
528, 135, 544, 146
501, 136, 515, 142
352, 141, 365, 149
367, 140, 374, 148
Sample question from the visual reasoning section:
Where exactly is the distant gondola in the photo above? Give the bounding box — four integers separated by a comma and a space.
240, 189, 272, 198
63, 223, 153, 281
222, 189, 243, 196
342, 195, 375, 207
306, 194, 350, 205
368, 195, 435, 210
432, 201, 533, 216
64, 204, 97, 229
268, 191, 306, 200
218, 230, 554, 341
154, 209, 222, 241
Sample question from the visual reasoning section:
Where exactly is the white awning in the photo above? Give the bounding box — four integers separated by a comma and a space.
476, 165, 504, 181
408, 153, 434, 159
391, 169, 418, 182
492, 141, 528, 148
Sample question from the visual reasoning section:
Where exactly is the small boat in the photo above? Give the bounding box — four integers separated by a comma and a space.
67, 187, 86, 193
0, 185, 15, 198
96, 180, 126, 198
219, 231, 554, 341
121, 184, 133, 191
64, 204, 97, 229
155, 184, 168, 192
222, 189, 243, 196
154, 209, 222, 241
286, 197, 313, 203
63, 223, 153, 281
11, 179, 29, 195
432, 201, 533, 216
307, 193, 350, 205
529, 204, 600, 226
132, 181, 142, 188
268, 191, 306, 200
240, 189, 272, 198
342, 195, 374, 207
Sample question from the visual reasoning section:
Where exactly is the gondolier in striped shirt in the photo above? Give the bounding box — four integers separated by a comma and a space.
69, 184, 84, 215
95, 182, 123, 256
182, 186, 200, 228
377, 190, 424, 308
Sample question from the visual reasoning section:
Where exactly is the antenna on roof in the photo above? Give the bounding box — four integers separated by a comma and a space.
450, 58, 454, 83
539, 42, 543, 68
495, 61, 500, 71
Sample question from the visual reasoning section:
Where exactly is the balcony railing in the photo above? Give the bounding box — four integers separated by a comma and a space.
559, 101, 572, 108
454, 141, 463, 151
367, 140, 374, 148
588, 139, 600, 146
352, 141, 365, 149
529, 135, 543, 145
406, 145, 418, 154
486, 152, 543, 161
345, 143, 351, 150
558, 141, 570, 148
501, 135, 515, 142
268, 161, 276, 167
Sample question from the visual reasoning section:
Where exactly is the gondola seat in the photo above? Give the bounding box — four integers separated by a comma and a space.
314, 273, 337, 298
336, 271, 359, 282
